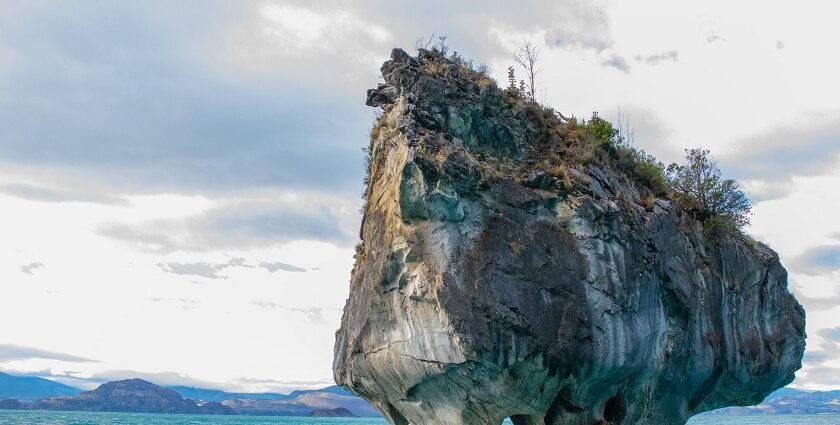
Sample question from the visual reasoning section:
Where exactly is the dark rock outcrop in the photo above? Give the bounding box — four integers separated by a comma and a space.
32, 379, 234, 415
0, 399, 25, 410
334, 48, 806, 425
309, 407, 356, 417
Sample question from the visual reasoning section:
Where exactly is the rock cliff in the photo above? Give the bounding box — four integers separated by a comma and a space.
334, 48, 806, 425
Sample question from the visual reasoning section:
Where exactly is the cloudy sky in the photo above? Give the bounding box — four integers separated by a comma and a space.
1, 0, 839, 392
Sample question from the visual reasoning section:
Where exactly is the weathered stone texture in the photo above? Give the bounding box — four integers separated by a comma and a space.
334, 48, 806, 425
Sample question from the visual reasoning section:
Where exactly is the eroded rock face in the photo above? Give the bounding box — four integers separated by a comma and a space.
333, 48, 806, 425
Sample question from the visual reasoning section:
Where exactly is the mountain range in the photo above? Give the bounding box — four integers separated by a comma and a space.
700, 387, 840, 415
167, 383, 353, 402
29, 378, 234, 415
0, 373, 378, 417
2, 371, 838, 417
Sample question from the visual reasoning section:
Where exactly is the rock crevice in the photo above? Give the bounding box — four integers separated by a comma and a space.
334, 48, 806, 425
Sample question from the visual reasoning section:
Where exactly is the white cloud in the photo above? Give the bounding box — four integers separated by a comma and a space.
20, 262, 44, 275
260, 3, 389, 50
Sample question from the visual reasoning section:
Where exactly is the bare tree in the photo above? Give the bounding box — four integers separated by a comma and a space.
414, 33, 436, 50
435, 35, 448, 56
666, 148, 751, 230
414, 33, 449, 55
513, 41, 541, 100
616, 107, 635, 146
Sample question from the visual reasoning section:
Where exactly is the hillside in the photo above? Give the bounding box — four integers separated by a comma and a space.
30, 379, 234, 415
0, 372, 80, 401
221, 389, 379, 417
167, 386, 287, 402
167, 384, 352, 403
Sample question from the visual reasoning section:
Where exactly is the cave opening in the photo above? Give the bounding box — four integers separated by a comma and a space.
603, 394, 626, 424
508, 414, 543, 425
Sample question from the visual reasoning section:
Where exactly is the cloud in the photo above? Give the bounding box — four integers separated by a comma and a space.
259, 262, 306, 273
798, 364, 840, 388
157, 258, 251, 280
0, 183, 125, 205
634, 50, 679, 65
0, 1, 613, 254
0, 2, 368, 198
791, 245, 840, 276
817, 327, 840, 350
600, 106, 679, 163
235, 0, 615, 64
232, 376, 332, 387
601, 50, 679, 73
0, 0, 618, 199
706, 33, 724, 43
0, 344, 97, 363
252, 301, 326, 325
230, 376, 335, 393
802, 350, 832, 365
147, 297, 198, 303
722, 113, 840, 200
88, 370, 220, 389
157, 256, 308, 279
20, 262, 44, 275
792, 290, 840, 312
739, 179, 796, 203
146, 298, 199, 310
99, 191, 359, 252
798, 327, 840, 388
600, 54, 630, 73
540, 3, 612, 52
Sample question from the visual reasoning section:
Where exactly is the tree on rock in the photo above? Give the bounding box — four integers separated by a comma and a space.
667, 148, 751, 233
513, 41, 541, 101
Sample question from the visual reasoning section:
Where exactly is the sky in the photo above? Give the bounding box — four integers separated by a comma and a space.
1, 0, 839, 393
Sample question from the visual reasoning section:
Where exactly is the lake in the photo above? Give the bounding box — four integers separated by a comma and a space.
0, 411, 839, 424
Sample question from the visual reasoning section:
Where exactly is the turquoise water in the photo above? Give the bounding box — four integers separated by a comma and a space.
0, 411, 838, 424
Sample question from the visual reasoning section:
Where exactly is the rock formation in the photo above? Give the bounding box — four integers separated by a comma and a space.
334, 48, 806, 425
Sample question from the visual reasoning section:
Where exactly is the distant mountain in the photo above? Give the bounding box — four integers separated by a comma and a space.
0, 372, 80, 401
703, 388, 840, 415
222, 390, 380, 417
29, 379, 234, 415
286, 385, 354, 398
167, 384, 378, 417
168, 384, 354, 403
167, 386, 288, 402
3, 372, 836, 419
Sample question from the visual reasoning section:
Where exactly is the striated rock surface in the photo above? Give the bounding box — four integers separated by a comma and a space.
334, 48, 806, 425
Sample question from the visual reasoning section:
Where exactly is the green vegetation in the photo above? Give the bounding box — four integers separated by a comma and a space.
572, 112, 669, 197
386, 40, 751, 237
666, 148, 751, 234
578, 114, 750, 234
577, 114, 750, 233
